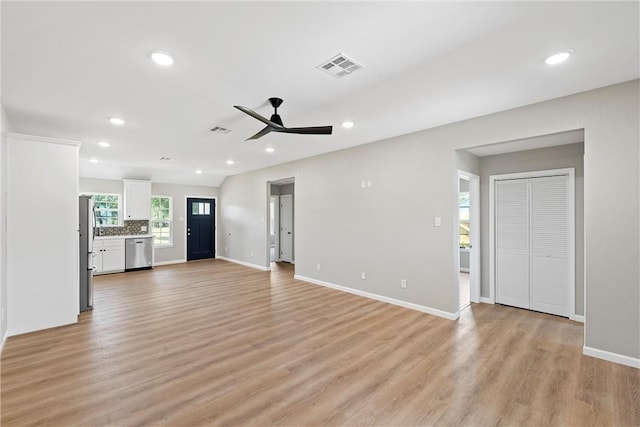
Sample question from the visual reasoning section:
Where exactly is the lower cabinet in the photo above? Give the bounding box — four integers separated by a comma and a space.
94, 239, 125, 274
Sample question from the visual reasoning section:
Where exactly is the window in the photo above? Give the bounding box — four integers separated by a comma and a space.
191, 201, 211, 215
89, 193, 121, 227
151, 196, 172, 246
459, 193, 470, 248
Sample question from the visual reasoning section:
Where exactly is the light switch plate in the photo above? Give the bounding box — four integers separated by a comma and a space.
434, 217, 442, 227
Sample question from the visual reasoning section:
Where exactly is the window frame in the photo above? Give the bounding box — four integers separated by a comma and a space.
82, 192, 123, 227
151, 195, 173, 247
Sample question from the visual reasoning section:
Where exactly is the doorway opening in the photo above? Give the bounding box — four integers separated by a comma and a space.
267, 178, 295, 269
457, 171, 480, 310
269, 195, 279, 262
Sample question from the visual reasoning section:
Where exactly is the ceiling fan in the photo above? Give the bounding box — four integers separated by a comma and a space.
233, 97, 333, 140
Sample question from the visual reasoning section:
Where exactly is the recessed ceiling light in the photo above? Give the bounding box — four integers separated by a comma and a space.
226, 160, 235, 165
89, 158, 98, 163
265, 147, 275, 153
151, 51, 174, 66
98, 141, 110, 148
545, 50, 574, 65
195, 169, 203, 174
109, 117, 125, 126
342, 121, 354, 129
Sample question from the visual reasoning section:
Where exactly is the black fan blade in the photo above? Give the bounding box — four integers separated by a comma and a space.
234, 105, 284, 129
280, 125, 333, 135
246, 125, 274, 141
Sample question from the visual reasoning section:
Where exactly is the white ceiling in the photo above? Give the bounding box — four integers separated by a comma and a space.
2, 2, 638, 186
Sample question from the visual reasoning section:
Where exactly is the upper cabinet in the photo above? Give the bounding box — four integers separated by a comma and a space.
123, 179, 151, 220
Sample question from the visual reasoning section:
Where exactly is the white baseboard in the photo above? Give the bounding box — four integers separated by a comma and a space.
294, 275, 458, 320
153, 259, 186, 266
0, 330, 8, 355
570, 314, 585, 323
217, 256, 271, 272
583, 346, 640, 369
480, 297, 494, 304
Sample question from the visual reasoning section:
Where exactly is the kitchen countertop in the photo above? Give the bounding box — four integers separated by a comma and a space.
95, 234, 154, 240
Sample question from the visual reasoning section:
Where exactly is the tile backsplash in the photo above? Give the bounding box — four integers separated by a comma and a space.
95, 220, 149, 236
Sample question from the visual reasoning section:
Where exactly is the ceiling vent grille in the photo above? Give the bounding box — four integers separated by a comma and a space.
317, 53, 364, 78
210, 126, 231, 134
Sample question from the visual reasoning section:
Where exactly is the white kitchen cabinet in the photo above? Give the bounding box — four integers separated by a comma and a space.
94, 239, 125, 274
123, 179, 151, 220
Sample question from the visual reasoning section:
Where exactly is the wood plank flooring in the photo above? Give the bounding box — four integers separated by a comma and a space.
2, 260, 638, 426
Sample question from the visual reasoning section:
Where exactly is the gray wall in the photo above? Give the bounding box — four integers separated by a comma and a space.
219, 80, 639, 360
152, 182, 218, 263
459, 178, 469, 193
478, 143, 585, 315
79, 178, 219, 263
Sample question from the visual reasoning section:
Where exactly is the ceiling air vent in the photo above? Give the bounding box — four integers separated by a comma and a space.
210, 126, 231, 134
316, 53, 364, 78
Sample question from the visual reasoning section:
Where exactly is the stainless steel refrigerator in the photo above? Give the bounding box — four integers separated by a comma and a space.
79, 195, 95, 312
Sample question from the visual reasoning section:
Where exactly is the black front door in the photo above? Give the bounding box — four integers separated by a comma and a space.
187, 198, 215, 261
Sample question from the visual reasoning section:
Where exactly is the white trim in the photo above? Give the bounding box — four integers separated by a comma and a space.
459, 267, 470, 273
583, 346, 640, 369
184, 195, 217, 261
570, 314, 585, 323
295, 275, 459, 320
0, 330, 8, 355
489, 168, 576, 318
480, 297, 494, 304
217, 256, 271, 272
153, 259, 186, 266
6, 132, 80, 147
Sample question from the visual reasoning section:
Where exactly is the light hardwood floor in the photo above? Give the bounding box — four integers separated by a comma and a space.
2, 260, 638, 426
459, 272, 470, 309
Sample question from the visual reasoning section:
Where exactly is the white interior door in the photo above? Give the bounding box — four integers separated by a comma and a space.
280, 194, 293, 262
529, 176, 569, 316
495, 179, 530, 309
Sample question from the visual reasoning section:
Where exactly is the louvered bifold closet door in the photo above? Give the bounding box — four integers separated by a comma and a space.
529, 175, 569, 316
495, 179, 530, 309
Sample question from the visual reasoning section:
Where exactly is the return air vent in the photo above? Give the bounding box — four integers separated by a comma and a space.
210, 126, 231, 134
317, 53, 364, 78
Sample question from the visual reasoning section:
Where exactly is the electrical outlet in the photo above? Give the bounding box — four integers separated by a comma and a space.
401, 279, 407, 289
361, 272, 366, 280
250, 251, 254, 257
225, 246, 228, 252
316, 263, 321, 271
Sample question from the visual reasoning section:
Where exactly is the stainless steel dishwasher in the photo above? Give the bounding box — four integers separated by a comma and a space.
125, 237, 153, 271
